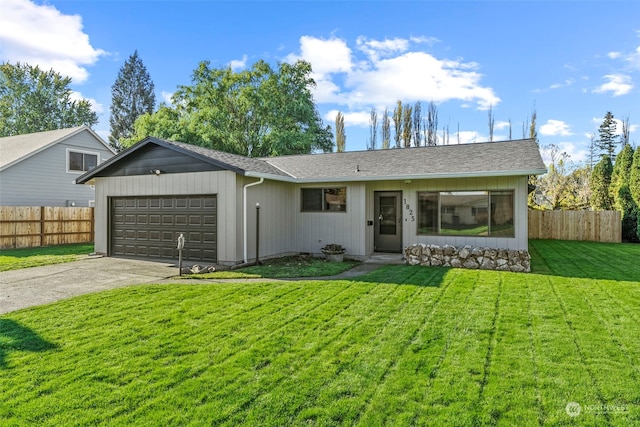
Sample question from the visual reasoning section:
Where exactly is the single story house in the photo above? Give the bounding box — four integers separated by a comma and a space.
76, 137, 546, 264
0, 126, 116, 207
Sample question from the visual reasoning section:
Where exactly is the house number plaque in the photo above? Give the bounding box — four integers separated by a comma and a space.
403, 198, 416, 222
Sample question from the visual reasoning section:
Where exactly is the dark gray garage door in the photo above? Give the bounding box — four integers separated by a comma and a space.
111, 195, 217, 262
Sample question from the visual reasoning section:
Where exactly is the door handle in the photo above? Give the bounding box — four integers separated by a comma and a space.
379, 214, 383, 221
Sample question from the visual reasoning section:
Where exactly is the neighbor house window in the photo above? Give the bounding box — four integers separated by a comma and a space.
301, 187, 346, 212
418, 191, 514, 237
68, 150, 98, 173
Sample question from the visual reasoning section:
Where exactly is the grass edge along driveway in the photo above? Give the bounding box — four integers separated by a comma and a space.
0, 240, 639, 426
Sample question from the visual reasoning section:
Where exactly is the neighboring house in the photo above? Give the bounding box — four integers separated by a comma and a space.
0, 126, 116, 207
77, 137, 546, 264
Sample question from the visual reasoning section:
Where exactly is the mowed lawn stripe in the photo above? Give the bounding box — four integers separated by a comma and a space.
476, 273, 541, 426
530, 276, 607, 426
348, 267, 467, 425
552, 278, 640, 425
415, 270, 500, 425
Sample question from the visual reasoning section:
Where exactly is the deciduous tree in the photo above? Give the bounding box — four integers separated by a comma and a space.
425, 101, 438, 146
368, 107, 377, 150
381, 108, 391, 149
402, 104, 413, 147
0, 62, 97, 137
109, 51, 156, 151
413, 102, 422, 146
124, 60, 333, 156
335, 111, 345, 152
392, 100, 403, 148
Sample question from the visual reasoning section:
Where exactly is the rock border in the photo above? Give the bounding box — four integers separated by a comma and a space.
404, 244, 530, 272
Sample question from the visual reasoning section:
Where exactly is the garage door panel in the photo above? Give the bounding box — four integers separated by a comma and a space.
111, 195, 217, 263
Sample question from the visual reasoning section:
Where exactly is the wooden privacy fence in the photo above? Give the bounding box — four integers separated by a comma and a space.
0, 206, 94, 249
528, 210, 621, 243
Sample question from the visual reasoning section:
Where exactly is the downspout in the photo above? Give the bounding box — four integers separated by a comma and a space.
243, 177, 264, 263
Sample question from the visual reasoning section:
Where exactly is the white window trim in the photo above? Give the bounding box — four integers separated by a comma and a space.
67, 148, 100, 174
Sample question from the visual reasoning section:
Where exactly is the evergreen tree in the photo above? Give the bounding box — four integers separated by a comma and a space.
617, 185, 639, 242
589, 155, 613, 210
335, 112, 345, 152
630, 147, 640, 206
610, 144, 634, 211
0, 62, 97, 136
596, 111, 619, 159
109, 51, 156, 151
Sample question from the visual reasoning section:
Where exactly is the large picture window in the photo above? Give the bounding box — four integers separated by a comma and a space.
418, 191, 514, 237
68, 150, 98, 173
301, 187, 346, 212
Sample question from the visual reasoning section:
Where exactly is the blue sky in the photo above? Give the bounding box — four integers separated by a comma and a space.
1, 0, 639, 164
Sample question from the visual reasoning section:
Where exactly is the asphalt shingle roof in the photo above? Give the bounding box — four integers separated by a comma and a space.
0, 126, 86, 170
261, 138, 546, 181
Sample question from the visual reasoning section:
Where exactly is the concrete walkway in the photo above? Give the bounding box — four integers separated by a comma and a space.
0, 256, 178, 315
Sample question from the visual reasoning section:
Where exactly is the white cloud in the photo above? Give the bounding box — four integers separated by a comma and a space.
0, 0, 107, 83
70, 91, 103, 114
455, 131, 483, 145
594, 74, 634, 96
324, 110, 370, 127
626, 46, 640, 70
229, 55, 248, 71
161, 91, 174, 105
287, 35, 499, 111
540, 120, 573, 136
607, 51, 621, 59
356, 36, 409, 61
495, 121, 511, 130
286, 36, 353, 75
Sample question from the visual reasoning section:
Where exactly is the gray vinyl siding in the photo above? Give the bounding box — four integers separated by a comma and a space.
93, 171, 238, 264
365, 176, 530, 252
241, 177, 296, 262
0, 132, 114, 207
291, 182, 367, 257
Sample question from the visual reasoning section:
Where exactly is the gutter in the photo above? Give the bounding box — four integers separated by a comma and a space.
243, 177, 264, 263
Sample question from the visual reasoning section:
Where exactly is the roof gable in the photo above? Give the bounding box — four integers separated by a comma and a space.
75, 137, 292, 184
0, 126, 114, 171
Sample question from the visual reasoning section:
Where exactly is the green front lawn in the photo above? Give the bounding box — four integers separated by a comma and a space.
0, 244, 94, 272
1, 240, 639, 425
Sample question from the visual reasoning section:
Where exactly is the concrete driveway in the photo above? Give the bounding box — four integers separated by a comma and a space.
0, 256, 178, 315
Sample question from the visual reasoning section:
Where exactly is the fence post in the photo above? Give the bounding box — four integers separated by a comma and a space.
40, 206, 45, 247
